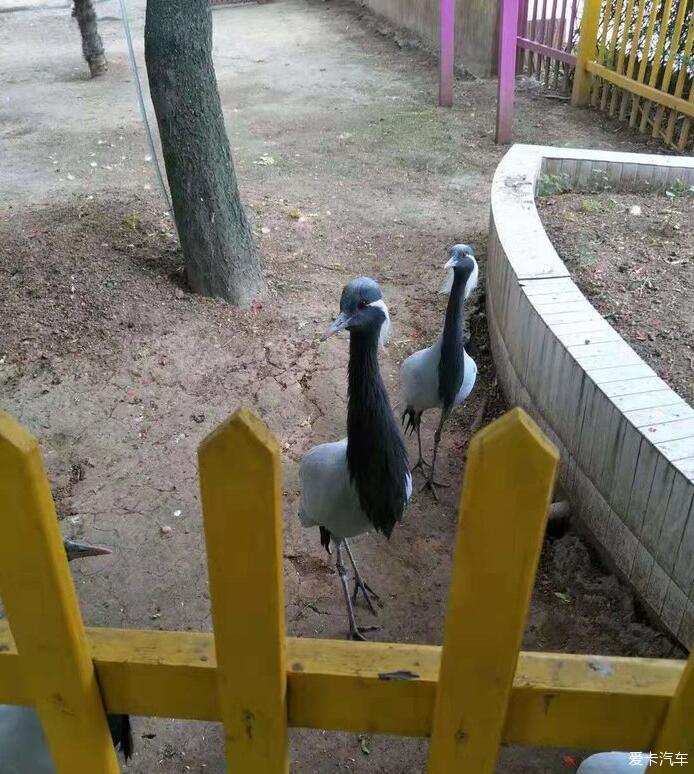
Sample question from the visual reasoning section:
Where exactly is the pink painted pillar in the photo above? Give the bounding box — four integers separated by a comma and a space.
496, 0, 520, 143
439, 0, 455, 107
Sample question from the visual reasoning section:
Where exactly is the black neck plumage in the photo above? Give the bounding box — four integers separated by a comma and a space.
438, 269, 468, 412
346, 325, 409, 538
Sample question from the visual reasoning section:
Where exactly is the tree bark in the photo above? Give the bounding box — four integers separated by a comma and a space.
72, 0, 108, 77
144, 0, 264, 305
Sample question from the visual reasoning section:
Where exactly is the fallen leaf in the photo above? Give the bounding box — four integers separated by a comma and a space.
288, 210, 304, 220
553, 591, 571, 604
254, 154, 275, 166
358, 736, 370, 755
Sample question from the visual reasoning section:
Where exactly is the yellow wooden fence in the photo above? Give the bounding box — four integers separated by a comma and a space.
573, 0, 694, 151
1, 406, 693, 772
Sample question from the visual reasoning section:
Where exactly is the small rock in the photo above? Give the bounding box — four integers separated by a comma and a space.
173, 510, 182, 517
175, 288, 185, 299
160, 525, 173, 537
629, 204, 642, 216
191, 413, 205, 423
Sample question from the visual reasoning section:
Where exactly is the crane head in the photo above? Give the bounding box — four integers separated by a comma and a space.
323, 277, 391, 348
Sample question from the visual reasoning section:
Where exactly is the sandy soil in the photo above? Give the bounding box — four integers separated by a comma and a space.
539, 191, 694, 405
0, 0, 685, 772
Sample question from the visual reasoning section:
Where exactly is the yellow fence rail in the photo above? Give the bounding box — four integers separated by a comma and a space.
573, 0, 694, 152
1, 407, 693, 772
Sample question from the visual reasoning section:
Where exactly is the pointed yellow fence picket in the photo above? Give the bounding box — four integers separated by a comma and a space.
199, 410, 289, 773
427, 410, 558, 772
0, 406, 692, 774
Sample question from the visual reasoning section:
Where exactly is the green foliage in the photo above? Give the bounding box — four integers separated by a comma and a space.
537, 173, 570, 196
665, 178, 694, 197
588, 168, 613, 192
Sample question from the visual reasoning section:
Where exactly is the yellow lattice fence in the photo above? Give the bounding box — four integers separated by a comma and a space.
574, 0, 694, 152
0, 407, 692, 772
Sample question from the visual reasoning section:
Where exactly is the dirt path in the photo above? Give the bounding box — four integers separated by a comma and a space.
0, 1, 683, 772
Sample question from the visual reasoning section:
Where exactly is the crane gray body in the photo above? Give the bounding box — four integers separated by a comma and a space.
299, 437, 412, 540
0, 707, 132, 774
399, 335, 477, 416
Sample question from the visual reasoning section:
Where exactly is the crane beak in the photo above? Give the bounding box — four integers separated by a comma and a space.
322, 311, 351, 340
443, 256, 456, 270
64, 539, 113, 562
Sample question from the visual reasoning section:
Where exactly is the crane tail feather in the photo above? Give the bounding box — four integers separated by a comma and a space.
401, 407, 417, 437
319, 526, 333, 554
108, 713, 134, 761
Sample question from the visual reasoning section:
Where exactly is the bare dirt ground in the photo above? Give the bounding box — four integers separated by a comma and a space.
539, 191, 694, 406
0, 1, 686, 772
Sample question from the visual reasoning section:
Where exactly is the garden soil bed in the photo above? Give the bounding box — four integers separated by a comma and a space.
539, 191, 694, 406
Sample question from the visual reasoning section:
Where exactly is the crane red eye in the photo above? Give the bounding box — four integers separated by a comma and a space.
358, 300, 367, 309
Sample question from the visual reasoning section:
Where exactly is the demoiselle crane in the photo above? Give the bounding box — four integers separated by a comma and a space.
299, 278, 412, 640
400, 244, 478, 497
0, 539, 134, 773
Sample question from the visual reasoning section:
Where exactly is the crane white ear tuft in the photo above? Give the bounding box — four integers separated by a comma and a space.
369, 299, 391, 349
464, 259, 479, 299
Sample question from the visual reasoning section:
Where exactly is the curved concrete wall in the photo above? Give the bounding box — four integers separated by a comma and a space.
487, 144, 694, 647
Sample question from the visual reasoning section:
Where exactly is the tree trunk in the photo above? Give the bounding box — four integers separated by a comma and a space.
144, 0, 264, 305
72, 0, 108, 77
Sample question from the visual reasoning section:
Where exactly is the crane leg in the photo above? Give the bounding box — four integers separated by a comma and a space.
335, 541, 379, 641
411, 416, 431, 473
344, 539, 380, 614
421, 411, 451, 500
